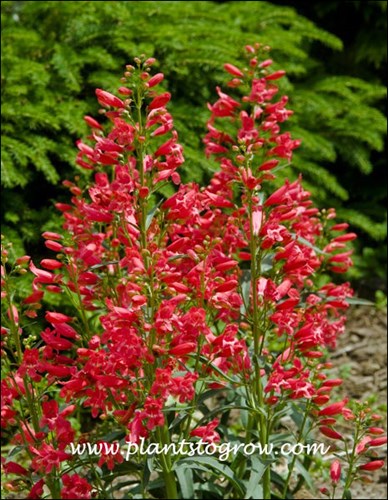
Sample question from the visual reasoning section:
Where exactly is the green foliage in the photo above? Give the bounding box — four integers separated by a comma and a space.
1, 0, 386, 282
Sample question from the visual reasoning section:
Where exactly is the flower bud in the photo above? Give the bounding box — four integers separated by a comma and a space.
358, 460, 385, 471
330, 460, 341, 483
224, 63, 244, 78
147, 73, 164, 87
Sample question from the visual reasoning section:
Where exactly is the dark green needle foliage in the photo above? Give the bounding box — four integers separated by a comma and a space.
1, 1, 386, 282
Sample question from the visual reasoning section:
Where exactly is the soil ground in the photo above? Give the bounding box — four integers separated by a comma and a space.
298, 305, 387, 500
331, 305, 387, 500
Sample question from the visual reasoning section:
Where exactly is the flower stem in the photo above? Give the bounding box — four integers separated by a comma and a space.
248, 192, 271, 500
157, 424, 179, 499
342, 421, 361, 498
282, 402, 311, 498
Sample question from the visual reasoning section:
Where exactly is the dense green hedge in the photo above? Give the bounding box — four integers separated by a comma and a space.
1, 1, 386, 284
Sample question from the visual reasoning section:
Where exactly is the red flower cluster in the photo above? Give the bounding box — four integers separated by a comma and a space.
1, 46, 385, 499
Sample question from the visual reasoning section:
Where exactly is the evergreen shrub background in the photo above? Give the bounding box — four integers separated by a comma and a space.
1, 0, 386, 291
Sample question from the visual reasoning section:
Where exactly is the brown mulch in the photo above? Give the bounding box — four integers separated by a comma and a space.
332, 306, 387, 500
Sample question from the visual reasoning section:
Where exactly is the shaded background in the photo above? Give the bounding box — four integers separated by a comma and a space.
1, 0, 386, 297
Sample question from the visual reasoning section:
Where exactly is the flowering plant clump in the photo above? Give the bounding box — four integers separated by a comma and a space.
1, 44, 386, 500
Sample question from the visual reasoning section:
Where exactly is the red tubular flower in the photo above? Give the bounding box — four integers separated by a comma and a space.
84, 115, 103, 130
320, 379, 343, 388
264, 184, 288, 206
356, 436, 372, 454
332, 233, 357, 242
148, 92, 171, 110
30, 443, 71, 473
3, 461, 29, 476
42, 231, 63, 240
147, 72, 164, 87
358, 460, 385, 471
29, 261, 56, 284
45, 240, 63, 252
40, 259, 63, 270
61, 474, 92, 499
265, 70, 286, 80
318, 399, 348, 417
368, 427, 385, 435
259, 58, 273, 68
118, 86, 132, 95
367, 436, 387, 447
319, 426, 343, 440
95, 89, 125, 108
190, 418, 220, 443
45, 311, 73, 324
224, 63, 244, 77
312, 395, 330, 406
169, 342, 197, 356
27, 479, 45, 499
319, 418, 337, 426
259, 159, 279, 171
330, 460, 341, 483
331, 223, 349, 231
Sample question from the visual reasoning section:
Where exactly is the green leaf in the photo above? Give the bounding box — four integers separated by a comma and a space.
193, 354, 239, 384
101, 461, 142, 483
89, 260, 120, 270
176, 466, 194, 499
175, 456, 245, 496
146, 199, 163, 231
345, 297, 374, 306
245, 456, 266, 499
7, 445, 24, 459
270, 469, 293, 499
294, 458, 315, 494
293, 234, 330, 256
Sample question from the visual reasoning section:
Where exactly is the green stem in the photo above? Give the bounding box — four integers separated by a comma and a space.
342, 421, 361, 498
3, 277, 23, 363
282, 402, 311, 498
23, 379, 40, 433
134, 91, 178, 498
248, 192, 271, 500
157, 424, 179, 499
136, 88, 147, 252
